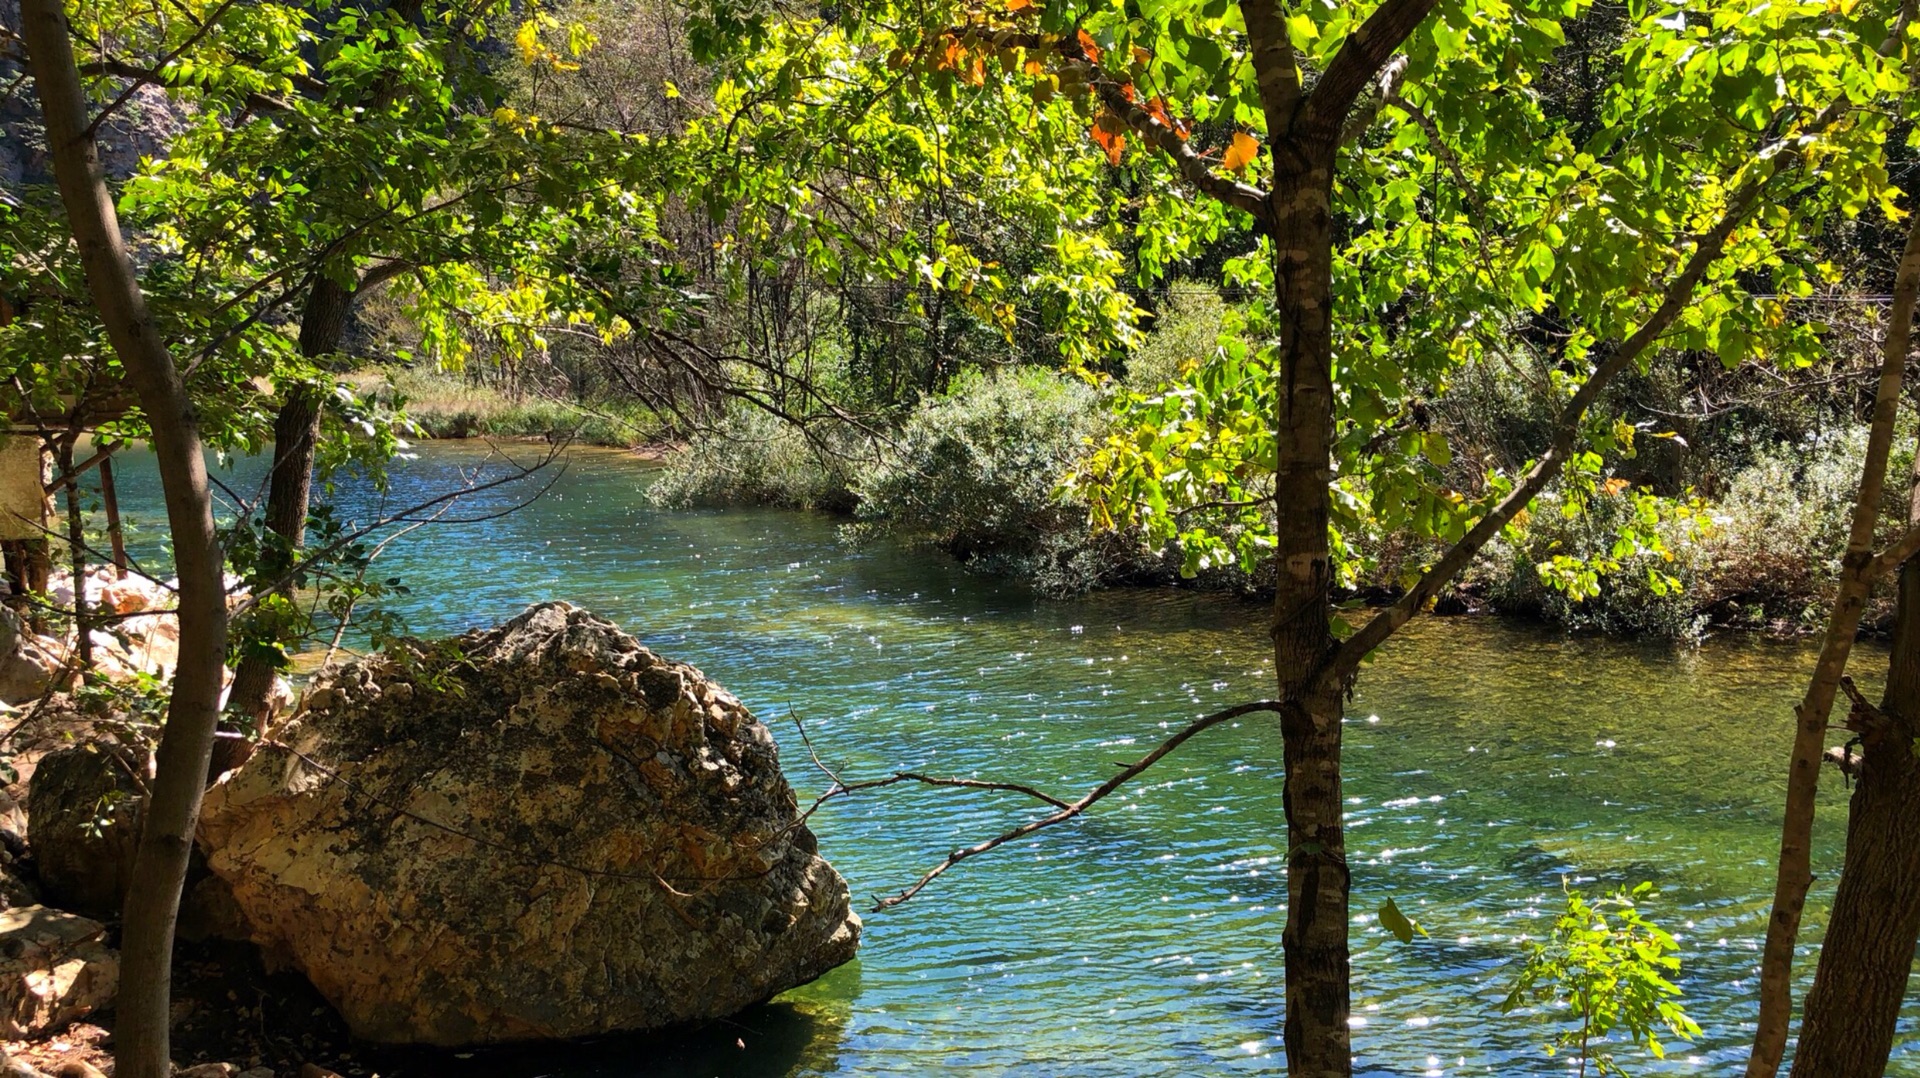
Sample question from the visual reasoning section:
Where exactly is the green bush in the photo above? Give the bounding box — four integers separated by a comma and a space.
1697, 427, 1911, 630
1468, 489, 1711, 640
1125, 286, 1229, 393
647, 406, 861, 512
846, 367, 1157, 594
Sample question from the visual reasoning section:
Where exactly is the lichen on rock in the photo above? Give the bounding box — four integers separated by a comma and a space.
198, 602, 860, 1047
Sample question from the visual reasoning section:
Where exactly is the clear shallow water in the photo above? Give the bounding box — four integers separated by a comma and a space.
107, 442, 1906, 1076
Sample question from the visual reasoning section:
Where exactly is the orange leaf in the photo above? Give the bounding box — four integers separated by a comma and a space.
1008, 0, 1034, 9
1117, 80, 1136, 102
1024, 58, 1043, 75
1076, 28, 1103, 63
1222, 130, 1259, 172
1131, 45, 1152, 65
1089, 121, 1126, 165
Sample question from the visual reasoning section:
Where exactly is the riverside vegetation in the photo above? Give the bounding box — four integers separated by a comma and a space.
650, 288, 1916, 640
11, 0, 1920, 1075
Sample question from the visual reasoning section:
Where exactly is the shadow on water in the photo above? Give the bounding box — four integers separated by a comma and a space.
370, 988, 855, 1078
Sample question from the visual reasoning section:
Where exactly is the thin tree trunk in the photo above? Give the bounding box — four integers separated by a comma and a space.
1270, 154, 1351, 1078
100, 453, 127, 579
223, 278, 350, 727
20, 5, 230, 1077
1745, 186, 1920, 1078
56, 439, 91, 672
1786, 449, 1920, 1077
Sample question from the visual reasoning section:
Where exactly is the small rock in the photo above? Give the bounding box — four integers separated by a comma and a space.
175, 1065, 236, 1078
297, 1066, 342, 1078
0, 906, 117, 1038
236, 1068, 277, 1078
51, 1063, 104, 1078
0, 608, 63, 706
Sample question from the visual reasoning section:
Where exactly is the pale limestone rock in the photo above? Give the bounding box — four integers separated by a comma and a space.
198, 603, 860, 1047
0, 610, 63, 707
0, 907, 116, 1039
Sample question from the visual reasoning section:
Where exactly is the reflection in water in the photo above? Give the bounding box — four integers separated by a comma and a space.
381, 986, 856, 1078
103, 444, 1914, 1076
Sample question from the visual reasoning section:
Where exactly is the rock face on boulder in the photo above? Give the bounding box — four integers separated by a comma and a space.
27, 746, 142, 921
198, 603, 860, 1047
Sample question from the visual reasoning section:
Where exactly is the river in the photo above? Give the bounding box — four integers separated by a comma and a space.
106, 441, 1907, 1076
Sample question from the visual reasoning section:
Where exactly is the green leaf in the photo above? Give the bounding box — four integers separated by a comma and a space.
1378, 897, 1427, 944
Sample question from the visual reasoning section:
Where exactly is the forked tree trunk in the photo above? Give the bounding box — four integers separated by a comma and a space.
1787, 446, 1920, 1078
1746, 181, 1920, 1078
222, 277, 352, 730
20, 4, 230, 1076
1270, 153, 1350, 1078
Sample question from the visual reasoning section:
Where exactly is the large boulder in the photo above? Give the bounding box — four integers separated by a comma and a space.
26, 746, 142, 921
198, 603, 860, 1047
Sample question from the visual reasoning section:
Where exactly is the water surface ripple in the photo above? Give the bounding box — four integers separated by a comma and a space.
110, 444, 1901, 1075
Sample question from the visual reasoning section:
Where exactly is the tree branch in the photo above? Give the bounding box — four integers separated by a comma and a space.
869, 699, 1283, 912
990, 31, 1273, 226
1868, 523, 1920, 580
1321, 162, 1777, 685
1240, 0, 1304, 138
1087, 77, 1273, 226
1300, 0, 1443, 140
80, 0, 240, 139
1340, 54, 1409, 145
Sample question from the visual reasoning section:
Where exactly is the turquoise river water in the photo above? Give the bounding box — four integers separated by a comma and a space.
108, 442, 1909, 1076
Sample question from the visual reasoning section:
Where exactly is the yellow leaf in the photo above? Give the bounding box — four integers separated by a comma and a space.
514, 20, 541, 65
1222, 130, 1258, 172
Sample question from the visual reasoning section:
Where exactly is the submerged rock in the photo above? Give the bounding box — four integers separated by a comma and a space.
198, 602, 860, 1047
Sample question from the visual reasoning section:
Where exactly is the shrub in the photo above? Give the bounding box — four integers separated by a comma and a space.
847, 367, 1157, 594
647, 406, 861, 512
1501, 882, 1701, 1078
1468, 487, 1711, 640
1697, 427, 1909, 630
1125, 286, 1229, 393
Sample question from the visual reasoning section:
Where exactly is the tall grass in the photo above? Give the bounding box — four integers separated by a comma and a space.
350, 366, 665, 448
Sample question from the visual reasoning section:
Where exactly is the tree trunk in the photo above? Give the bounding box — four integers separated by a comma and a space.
1787, 435, 1920, 1078
20, 5, 230, 1077
222, 277, 350, 729
56, 439, 91, 672
100, 453, 127, 578
1270, 153, 1350, 1078
1746, 183, 1920, 1078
